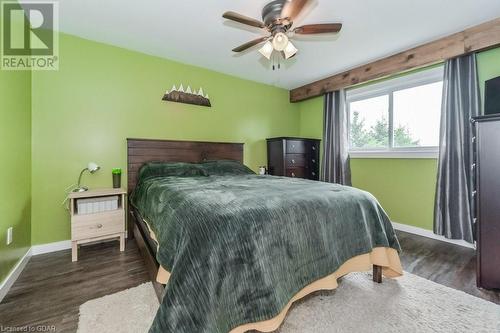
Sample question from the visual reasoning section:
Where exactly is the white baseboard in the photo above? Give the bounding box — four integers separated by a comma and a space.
1, 239, 107, 301
392, 222, 475, 249
31, 240, 72, 255
0, 248, 32, 303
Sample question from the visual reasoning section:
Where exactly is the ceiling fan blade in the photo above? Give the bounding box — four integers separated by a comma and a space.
223, 11, 266, 29
294, 23, 343, 34
281, 0, 312, 21
232, 37, 269, 52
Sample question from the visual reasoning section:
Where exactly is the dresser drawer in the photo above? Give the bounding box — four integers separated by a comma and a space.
286, 167, 305, 178
72, 210, 124, 241
308, 169, 319, 180
285, 154, 306, 167
309, 155, 319, 167
286, 140, 306, 154
308, 142, 319, 154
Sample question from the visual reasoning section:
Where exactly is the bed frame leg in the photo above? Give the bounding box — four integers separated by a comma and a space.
373, 265, 383, 283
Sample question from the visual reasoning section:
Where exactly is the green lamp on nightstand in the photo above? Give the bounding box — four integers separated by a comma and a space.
73, 162, 100, 192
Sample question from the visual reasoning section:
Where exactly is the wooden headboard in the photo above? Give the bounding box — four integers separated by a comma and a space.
127, 138, 244, 194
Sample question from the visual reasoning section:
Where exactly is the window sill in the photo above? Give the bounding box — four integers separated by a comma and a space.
349, 149, 439, 159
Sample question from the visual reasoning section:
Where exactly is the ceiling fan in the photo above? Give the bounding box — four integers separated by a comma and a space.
223, 0, 342, 62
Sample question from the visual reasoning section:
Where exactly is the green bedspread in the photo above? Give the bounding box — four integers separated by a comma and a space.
131, 174, 401, 333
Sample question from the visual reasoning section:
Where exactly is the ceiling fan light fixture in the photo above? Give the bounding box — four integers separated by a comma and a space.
272, 32, 289, 51
259, 41, 274, 60
222, 1, 343, 62
283, 41, 298, 59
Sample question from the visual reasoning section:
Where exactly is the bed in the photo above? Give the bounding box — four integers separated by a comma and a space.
127, 138, 403, 333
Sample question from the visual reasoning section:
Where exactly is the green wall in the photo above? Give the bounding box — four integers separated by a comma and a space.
297, 47, 500, 230
299, 97, 323, 139
478, 47, 500, 108
350, 159, 437, 229
0, 69, 32, 283
30, 33, 299, 245
0, 4, 32, 284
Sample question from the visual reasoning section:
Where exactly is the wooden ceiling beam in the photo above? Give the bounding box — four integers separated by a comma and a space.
290, 18, 500, 103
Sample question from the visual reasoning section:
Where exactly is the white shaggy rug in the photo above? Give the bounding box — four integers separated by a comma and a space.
77, 272, 500, 333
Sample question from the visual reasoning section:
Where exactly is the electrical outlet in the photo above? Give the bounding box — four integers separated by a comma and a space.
7, 227, 13, 245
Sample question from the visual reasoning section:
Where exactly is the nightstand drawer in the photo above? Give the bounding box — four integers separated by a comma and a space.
72, 210, 124, 240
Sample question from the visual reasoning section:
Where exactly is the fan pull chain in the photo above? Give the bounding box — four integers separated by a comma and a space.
271, 52, 283, 71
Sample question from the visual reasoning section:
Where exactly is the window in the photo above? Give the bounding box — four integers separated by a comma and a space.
347, 66, 443, 158
349, 95, 389, 149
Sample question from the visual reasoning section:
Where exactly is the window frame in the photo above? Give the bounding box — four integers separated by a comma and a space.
346, 66, 444, 159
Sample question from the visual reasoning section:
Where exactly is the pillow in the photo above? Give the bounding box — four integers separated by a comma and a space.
202, 160, 255, 176
138, 162, 208, 181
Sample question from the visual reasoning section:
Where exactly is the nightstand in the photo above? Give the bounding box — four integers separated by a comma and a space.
68, 188, 127, 262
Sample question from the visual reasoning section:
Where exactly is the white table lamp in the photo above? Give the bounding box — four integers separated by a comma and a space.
73, 162, 100, 192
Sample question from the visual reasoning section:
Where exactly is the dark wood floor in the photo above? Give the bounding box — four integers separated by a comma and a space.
0, 231, 498, 332
0, 240, 149, 332
397, 231, 499, 304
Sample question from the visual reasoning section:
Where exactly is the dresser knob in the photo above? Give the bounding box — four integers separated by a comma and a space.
291, 159, 295, 164
97, 224, 103, 229
291, 173, 295, 177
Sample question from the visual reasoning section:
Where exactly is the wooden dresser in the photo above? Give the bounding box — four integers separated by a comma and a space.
267, 137, 320, 180
472, 114, 500, 289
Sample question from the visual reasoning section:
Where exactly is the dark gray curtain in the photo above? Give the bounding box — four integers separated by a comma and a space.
434, 54, 480, 243
321, 90, 351, 185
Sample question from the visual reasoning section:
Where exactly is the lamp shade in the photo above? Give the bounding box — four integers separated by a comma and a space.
272, 32, 289, 51
284, 41, 298, 59
87, 162, 100, 173
258, 41, 274, 60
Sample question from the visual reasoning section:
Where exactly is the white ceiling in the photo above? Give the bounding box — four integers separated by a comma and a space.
56, 0, 500, 90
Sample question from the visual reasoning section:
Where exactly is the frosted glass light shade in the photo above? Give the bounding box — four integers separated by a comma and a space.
272, 32, 289, 51
284, 41, 298, 59
259, 41, 274, 60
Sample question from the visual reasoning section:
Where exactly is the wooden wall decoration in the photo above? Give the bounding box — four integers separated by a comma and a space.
162, 84, 211, 107
290, 17, 500, 102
